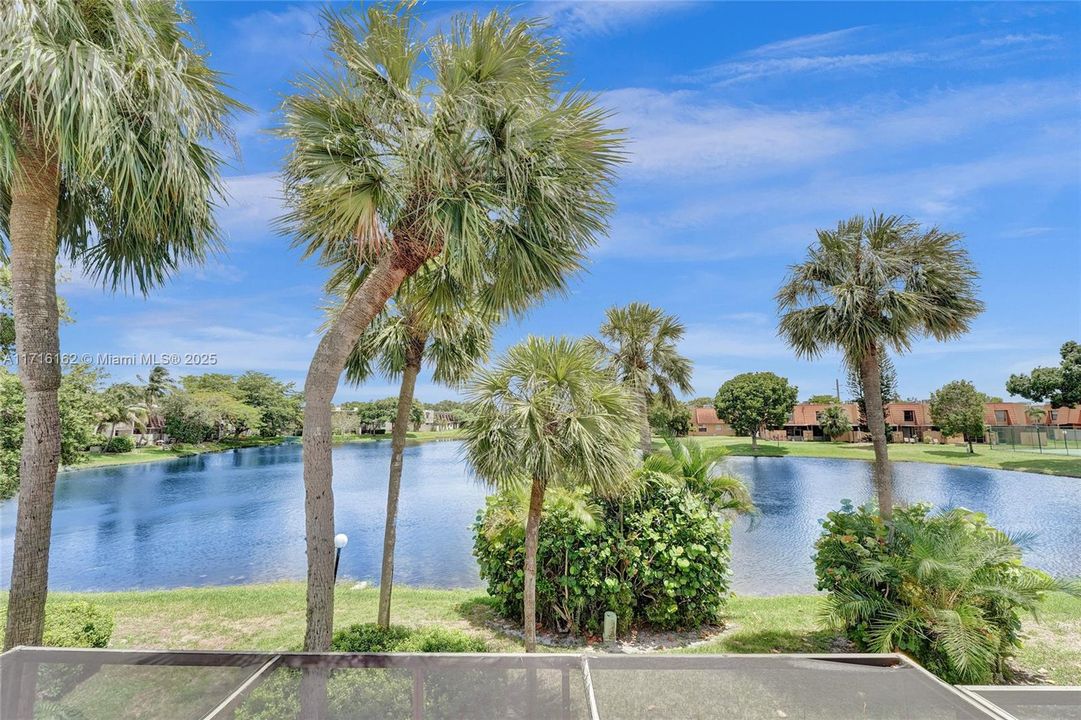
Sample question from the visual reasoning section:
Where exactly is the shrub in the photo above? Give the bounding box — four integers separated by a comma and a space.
815, 501, 1078, 684
102, 435, 135, 454
330, 623, 487, 653
41, 601, 115, 649
331, 624, 412, 652
473, 478, 732, 636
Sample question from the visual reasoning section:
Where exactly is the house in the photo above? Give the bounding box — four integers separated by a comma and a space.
414, 409, 462, 432
688, 407, 733, 436
885, 402, 935, 442
784, 403, 862, 441
982, 402, 1032, 427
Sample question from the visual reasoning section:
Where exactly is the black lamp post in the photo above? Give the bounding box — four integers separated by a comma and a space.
334, 533, 348, 582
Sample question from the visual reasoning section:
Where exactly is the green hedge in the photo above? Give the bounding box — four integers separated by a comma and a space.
330, 624, 487, 653
473, 479, 732, 636
102, 435, 135, 454
815, 501, 1074, 684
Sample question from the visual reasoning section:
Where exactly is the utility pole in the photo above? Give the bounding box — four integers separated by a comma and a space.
835, 378, 841, 402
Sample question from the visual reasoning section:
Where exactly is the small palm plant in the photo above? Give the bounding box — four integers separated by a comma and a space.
463, 336, 638, 651
643, 437, 755, 516
777, 213, 983, 519
591, 303, 694, 456
342, 267, 496, 628
819, 504, 1080, 683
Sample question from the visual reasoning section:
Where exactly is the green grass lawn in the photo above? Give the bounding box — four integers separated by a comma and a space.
72, 436, 289, 471
332, 430, 464, 444
5, 584, 1078, 684
683, 435, 1081, 477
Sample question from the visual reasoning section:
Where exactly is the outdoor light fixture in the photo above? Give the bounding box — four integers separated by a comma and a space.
334, 533, 348, 581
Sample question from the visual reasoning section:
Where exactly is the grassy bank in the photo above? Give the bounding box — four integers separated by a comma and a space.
71, 436, 289, 471
332, 430, 463, 444
684, 435, 1081, 478
4, 583, 1077, 684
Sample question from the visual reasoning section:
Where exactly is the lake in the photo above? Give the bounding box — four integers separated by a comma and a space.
1, 440, 1079, 595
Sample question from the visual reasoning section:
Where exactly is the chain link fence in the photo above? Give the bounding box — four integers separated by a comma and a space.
986, 425, 1078, 455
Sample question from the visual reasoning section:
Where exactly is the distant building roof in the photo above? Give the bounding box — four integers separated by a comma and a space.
692, 407, 722, 425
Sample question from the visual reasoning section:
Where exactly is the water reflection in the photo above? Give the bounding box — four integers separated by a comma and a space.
0, 444, 1078, 594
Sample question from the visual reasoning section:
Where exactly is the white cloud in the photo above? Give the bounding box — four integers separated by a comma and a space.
231, 5, 325, 61
537, 1, 690, 37
747, 27, 868, 57
219, 173, 285, 245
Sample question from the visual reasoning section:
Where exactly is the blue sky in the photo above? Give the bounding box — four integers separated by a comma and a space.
54, 1, 1081, 403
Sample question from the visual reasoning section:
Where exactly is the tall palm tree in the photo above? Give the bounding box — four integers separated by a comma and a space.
342, 268, 496, 628
591, 303, 694, 456
463, 336, 638, 651
776, 213, 982, 519
0, 0, 240, 649
279, 6, 623, 651
138, 365, 175, 420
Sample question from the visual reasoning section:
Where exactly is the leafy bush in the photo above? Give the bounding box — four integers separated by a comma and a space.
331, 624, 412, 652
41, 601, 115, 648
102, 435, 135, 454
331, 623, 487, 653
474, 477, 733, 636
815, 501, 1078, 684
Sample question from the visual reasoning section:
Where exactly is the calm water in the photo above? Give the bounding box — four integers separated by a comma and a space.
1, 441, 1078, 594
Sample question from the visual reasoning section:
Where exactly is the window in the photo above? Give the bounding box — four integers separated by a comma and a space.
1051, 410, 1059, 422
903, 410, 916, 423
995, 410, 1008, 423
698, 426, 707, 433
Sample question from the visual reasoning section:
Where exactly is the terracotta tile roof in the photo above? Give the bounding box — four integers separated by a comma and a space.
693, 407, 722, 425
787, 403, 860, 427
885, 402, 932, 427
983, 403, 1032, 426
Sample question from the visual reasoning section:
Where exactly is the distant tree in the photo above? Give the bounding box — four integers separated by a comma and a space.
1024, 406, 1046, 425
98, 384, 149, 440
649, 400, 692, 437
236, 371, 302, 436
181, 373, 240, 396
591, 303, 694, 456
137, 366, 175, 422
981, 394, 1004, 404
818, 403, 851, 441
1007, 341, 1081, 408
463, 337, 637, 651
714, 372, 798, 449
930, 380, 986, 453
688, 396, 714, 409
777, 213, 982, 520
806, 393, 840, 405
1, 364, 105, 499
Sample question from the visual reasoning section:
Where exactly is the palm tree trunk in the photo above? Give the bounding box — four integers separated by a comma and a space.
302, 234, 436, 654
522, 476, 547, 652
638, 390, 651, 456
377, 331, 425, 628
859, 347, 894, 520
4, 133, 62, 652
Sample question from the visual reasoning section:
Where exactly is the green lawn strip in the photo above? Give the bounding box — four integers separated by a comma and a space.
72, 436, 288, 471
332, 430, 464, 444
681, 436, 1081, 478
4, 585, 1075, 683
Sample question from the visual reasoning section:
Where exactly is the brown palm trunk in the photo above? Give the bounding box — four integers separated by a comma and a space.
4, 134, 62, 653
302, 234, 436, 654
859, 347, 894, 519
522, 476, 547, 652
638, 390, 651, 456
377, 330, 425, 628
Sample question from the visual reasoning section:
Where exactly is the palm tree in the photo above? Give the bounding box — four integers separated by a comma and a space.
463, 337, 637, 651
279, 6, 623, 651
97, 388, 150, 441
342, 269, 495, 628
138, 365, 174, 420
591, 303, 694, 456
0, 1, 240, 649
644, 437, 755, 516
776, 213, 982, 519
